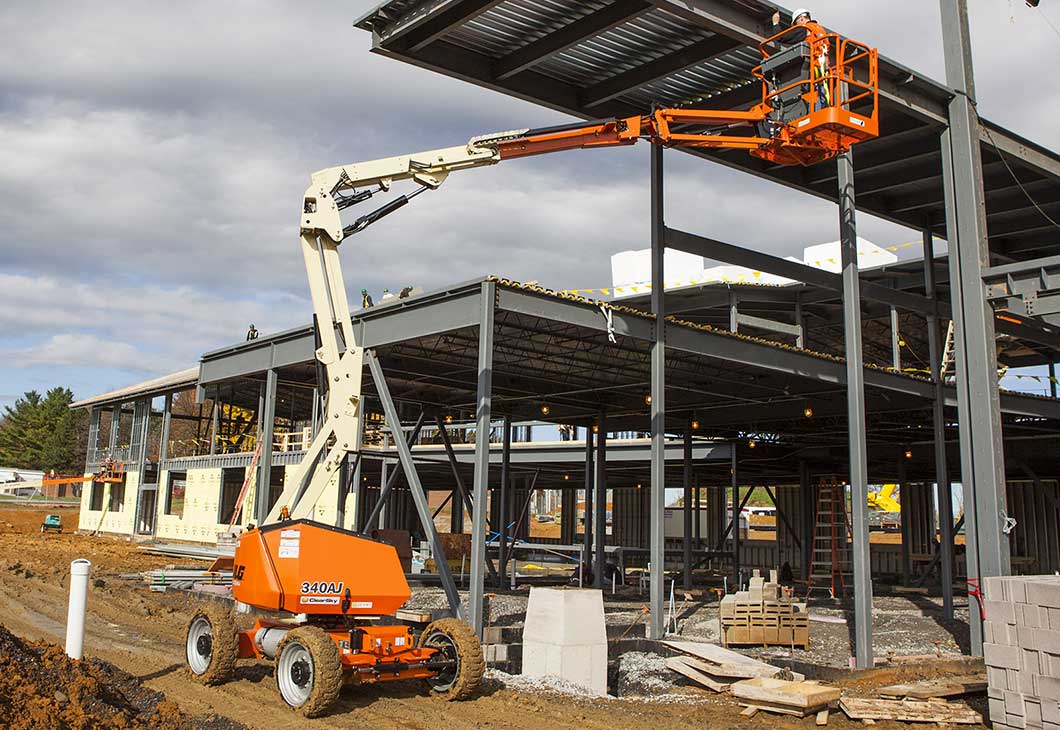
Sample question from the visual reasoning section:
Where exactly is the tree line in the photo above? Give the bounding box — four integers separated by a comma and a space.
0, 388, 88, 474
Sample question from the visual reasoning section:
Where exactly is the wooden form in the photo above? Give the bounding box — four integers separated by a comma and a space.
839, 697, 983, 724
877, 676, 987, 700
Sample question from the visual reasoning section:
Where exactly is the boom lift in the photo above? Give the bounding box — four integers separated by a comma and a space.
184, 24, 879, 718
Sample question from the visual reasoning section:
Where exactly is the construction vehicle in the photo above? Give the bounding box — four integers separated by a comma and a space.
40, 514, 62, 534
867, 484, 901, 513
183, 20, 879, 718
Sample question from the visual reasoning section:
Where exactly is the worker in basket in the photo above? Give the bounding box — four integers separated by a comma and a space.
770, 8, 831, 111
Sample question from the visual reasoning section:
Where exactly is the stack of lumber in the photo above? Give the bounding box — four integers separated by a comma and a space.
732, 677, 840, 722
878, 676, 987, 700
663, 640, 804, 693
721, 569, 809, 648
983, 575, 1060, 730
839, 698, 982, 725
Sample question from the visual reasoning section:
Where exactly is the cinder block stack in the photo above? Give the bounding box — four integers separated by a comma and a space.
984, 575, 1060, 730
720, 569, 809, 648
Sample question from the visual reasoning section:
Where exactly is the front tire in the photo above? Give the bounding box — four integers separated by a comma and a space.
185, 603, 238, 685
419, 618, 484, 700
275, 626, 343, 718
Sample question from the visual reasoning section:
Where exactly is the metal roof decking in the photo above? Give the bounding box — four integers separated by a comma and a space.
355, 0, 1060, 262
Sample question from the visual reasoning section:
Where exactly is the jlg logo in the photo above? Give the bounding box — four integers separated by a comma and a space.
233, 565, 246, 581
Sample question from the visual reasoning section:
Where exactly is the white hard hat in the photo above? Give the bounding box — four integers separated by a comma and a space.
791, 8, 811, 20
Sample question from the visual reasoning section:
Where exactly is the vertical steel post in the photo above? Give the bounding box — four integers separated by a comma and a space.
729, 291, 739, 332
209, 400, 220, 456
800, 460, 812, 579
837, 149, 873, 668
899, 455, 912, 582
469, 281, 496, 635
594, 411, 607, 587
795, 292, 805, 349
1050, 361, 1057, 399
732, 446, 740, 586
158, 393, 173, 464
890, 307, 902, 370
498, 414, 513, 579
255, 369, 277, 522
939, 0, 1010, 655
583, 425, 594, 572
924, 229, 955, 618
350, 455, 362, 531
649, 144, 667, 639
683, 421, 693, 589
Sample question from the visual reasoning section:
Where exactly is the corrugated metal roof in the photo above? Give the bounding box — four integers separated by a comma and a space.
70, 367, 199, 409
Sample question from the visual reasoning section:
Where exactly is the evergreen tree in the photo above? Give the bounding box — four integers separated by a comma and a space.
0, 388, 88, 473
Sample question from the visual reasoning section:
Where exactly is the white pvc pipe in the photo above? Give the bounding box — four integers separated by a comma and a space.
65, 559, 91, 660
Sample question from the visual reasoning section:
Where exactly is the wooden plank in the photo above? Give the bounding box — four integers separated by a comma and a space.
665, 656, 729, 692
662, 640, 805, 679
741, 706, 760, 718
816, 709, 830, 726
680, 655, 787, 680
740, 702, 812, 718
877, 677, 987, 700
839, 698, 983, 724
732, 677, 841, 710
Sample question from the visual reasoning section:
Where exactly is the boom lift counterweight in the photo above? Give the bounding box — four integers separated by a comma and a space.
185, 20, 880, 719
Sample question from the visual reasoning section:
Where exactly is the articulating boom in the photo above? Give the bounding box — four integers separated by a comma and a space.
266, 24, 878, 526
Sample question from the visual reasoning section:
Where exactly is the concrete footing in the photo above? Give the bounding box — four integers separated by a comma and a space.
522, 587, 608, 696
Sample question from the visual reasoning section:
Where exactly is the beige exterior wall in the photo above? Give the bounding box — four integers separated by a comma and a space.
77, 470, 140, 534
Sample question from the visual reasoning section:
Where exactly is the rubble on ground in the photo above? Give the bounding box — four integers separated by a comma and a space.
0, 624, 243, 730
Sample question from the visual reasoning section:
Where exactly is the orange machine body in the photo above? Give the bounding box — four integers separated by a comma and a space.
231, 519, 411, 616
236, 618, 441, 685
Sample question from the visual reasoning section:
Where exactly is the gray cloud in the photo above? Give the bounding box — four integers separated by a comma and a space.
0, 0, 1056, 399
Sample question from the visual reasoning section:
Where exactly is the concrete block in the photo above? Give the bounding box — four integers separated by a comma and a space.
1007, 690, 1028, 717
1043, 653, 1060, 678
1029, 698, 1044, 727
1038, 629, 1060, 656
990, 666, 1009, 691
1042, 699, 1060, 725
985, 621, 995, 645
1018, 624, 1038, 649
1046, 723, 1060, 730
987, 642, 1024, 670
1029, 582, 1060, 610
1009, 577, 1030, 605
1048, 609, 1060, 632
1041, 675, 1060, 701
522, 587, 608, 696
994, 699, 1013, 722
1025, 669, 1041, 695
1023, 604, 1045, 629
988, 600, 1019, 625
1012, 713, 1029, 729
986, 576, 1010, 602
1026, 649, 1045, 675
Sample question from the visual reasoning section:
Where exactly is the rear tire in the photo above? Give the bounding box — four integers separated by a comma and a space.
185, 603, 238, 685
275, 626, 343, 718
419, 618, 484, 700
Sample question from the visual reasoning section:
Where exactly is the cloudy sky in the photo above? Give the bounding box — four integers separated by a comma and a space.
1, 0, 1058, 408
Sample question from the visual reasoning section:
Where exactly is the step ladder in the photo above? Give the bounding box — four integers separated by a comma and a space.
225, 436, 265, 532
807, 477, 853, 599
940, 320, 956, 382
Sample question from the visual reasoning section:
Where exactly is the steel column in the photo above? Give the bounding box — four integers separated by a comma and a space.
683, 422, 693, 589
924, 229, 955, 618
940, 0, 1011, 655
800, 460, 812, 579
594, 411, 607, 586
254, 369, 277, 522
732, 446, 740, 586
837, 149, 873, 668
469, 281, 495, 635
209, 400, 220, 456
158, 394, 173, 463
366, 351, 462, 618
583, 425, 594, 571
649, 144, 666, 639
890, 307, 902, 370
1050, 362, 1057, 399
498, 414, 512, 579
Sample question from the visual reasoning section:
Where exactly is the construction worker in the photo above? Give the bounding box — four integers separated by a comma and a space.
361, 288, 374, 308
246, 324, 259, 341
770, 8, 830, 110
399, 285, 414, 299
381, 288, 396, 302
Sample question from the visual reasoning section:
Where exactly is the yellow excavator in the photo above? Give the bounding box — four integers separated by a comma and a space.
867, 484, 901, 513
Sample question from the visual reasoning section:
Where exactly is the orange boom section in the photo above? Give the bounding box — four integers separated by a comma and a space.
232, 520, 411, 616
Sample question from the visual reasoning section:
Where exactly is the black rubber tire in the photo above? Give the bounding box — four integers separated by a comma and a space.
185, 603, 238, 685
274, 626, 343, 718
419, 618, 484, 701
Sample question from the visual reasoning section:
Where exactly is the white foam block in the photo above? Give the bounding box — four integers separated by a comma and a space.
522, 587, 608, 696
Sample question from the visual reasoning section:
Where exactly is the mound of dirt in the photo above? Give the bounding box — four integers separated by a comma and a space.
0, 624, 243, 730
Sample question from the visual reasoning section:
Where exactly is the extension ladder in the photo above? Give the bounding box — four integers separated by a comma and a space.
807, 477, 853, 599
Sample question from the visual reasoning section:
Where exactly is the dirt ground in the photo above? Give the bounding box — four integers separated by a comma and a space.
0, 504, 987, 729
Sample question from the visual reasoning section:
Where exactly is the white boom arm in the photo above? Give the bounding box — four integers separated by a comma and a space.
263, 136, 508, 524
